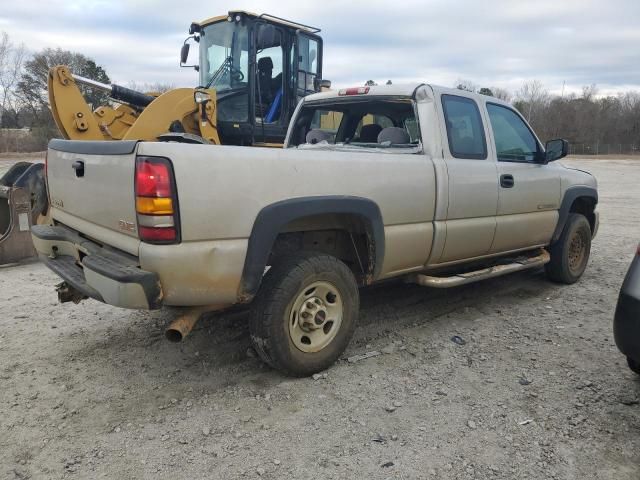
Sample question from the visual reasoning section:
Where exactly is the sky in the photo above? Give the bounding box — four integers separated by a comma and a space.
1, 0, 639, 97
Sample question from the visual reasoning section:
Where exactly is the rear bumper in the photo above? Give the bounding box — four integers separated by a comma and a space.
31, 224, 162, 309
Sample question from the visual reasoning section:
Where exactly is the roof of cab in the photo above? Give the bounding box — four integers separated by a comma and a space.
196, 11, 321, 34
303, 83, 512, 107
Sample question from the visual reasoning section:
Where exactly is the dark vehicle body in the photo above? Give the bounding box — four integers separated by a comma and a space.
613, 245, 640, 374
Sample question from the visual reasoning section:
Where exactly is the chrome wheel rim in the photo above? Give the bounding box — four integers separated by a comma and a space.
288, 281, 343, 353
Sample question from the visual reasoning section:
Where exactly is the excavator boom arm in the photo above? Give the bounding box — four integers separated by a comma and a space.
47, 65, 219, 144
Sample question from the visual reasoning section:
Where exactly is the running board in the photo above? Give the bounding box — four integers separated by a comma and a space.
407, 249, 550, 288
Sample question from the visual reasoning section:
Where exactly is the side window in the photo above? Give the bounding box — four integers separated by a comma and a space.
297, 35, 319, 98
442, 95, 487, 159
487, 104, 539, 162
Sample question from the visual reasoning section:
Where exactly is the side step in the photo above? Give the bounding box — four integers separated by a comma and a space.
407, 249, 550, 288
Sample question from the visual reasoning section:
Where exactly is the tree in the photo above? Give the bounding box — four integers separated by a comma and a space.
490, 87, 511, 102
386, 80, 392, 85
0, 32, 25, 128
364, 80, 377, 86
17, 48, 110, 120
455, 79, 477, 92
125, 81, 174, 94
516, 80, 549, 123
478, 87, 494, 97
15, 48, 110, 144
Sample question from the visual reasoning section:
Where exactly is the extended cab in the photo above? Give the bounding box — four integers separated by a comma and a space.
32, 84, 599, 376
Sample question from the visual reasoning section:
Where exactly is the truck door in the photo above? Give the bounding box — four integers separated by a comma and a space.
437, 93, 499, 263
484, 102, 561, 253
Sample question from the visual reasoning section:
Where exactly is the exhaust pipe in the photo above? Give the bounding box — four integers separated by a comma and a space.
165, 307, 206, 343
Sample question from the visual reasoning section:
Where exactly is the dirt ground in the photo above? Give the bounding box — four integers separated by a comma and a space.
1, 157, 639, 480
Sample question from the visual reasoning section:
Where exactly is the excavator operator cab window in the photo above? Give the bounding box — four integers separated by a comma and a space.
199, 20, 249, 123
297, 35, 319, 101
255, 24, 284, 124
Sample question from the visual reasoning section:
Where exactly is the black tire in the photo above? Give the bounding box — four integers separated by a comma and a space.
248, 252, 359, 377
628, 357, 640, 375
545, 213, 592, 284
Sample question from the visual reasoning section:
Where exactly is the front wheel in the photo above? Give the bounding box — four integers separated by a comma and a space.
545, 213, 592, 284
249, 252, 359, 377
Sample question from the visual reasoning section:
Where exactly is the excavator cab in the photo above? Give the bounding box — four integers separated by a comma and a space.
184, 12, 326, 145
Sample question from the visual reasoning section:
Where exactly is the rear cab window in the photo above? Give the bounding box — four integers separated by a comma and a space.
288, 96, 421, 152
441, 94, 487, 159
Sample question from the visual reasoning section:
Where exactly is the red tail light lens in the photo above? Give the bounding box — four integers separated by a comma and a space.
135, 156, 179, 244
138, 226, 176, 242
136, 158, 172, 197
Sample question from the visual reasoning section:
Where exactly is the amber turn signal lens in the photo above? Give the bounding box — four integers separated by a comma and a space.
136, 197, 173, 215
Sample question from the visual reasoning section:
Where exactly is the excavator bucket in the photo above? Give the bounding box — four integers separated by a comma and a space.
0, 162, 48, 265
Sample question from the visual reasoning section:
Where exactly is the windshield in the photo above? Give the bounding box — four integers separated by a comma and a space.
199, 21, 249, 91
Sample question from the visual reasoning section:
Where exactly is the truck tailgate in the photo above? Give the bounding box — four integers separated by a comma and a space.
47, 140, 141, 255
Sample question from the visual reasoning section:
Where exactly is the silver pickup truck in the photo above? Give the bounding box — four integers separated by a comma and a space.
32, 83, 598, 376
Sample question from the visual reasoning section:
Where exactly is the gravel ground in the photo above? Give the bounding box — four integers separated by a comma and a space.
1, 157, 639, 479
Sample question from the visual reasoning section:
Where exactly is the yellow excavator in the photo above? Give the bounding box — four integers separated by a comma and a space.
1, 11, 329, 264
47, 11, 327, 146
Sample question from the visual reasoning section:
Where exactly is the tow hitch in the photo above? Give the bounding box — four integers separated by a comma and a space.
56, 281, 88, 304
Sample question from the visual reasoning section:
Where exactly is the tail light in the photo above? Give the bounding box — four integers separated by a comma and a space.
135, 156, 180, 244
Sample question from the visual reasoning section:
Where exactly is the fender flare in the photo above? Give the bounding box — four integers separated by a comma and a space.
551, 186, 598, 243
238, 196, 385, 300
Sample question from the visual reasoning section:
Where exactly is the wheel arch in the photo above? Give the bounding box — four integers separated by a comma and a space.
238, 196, 385, 301
551, 186, 598, 244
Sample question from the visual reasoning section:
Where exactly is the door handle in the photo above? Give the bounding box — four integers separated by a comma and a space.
500, 174, 514, 188
72, 160, 85, 177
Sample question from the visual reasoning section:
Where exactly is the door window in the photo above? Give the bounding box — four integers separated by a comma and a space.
442, 95, 487, 159
297, 35, 319, 97
255, 24, 284, 123
487, 104, 539, 162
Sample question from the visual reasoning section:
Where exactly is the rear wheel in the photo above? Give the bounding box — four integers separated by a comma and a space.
249, 252, 359, 377
545, 213, 592, 284
627, 357, 640, 375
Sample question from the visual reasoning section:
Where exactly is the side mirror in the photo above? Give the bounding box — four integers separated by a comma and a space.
180, 43, 190, 65
314, 78, 332, 91
545, 138, 569, 162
